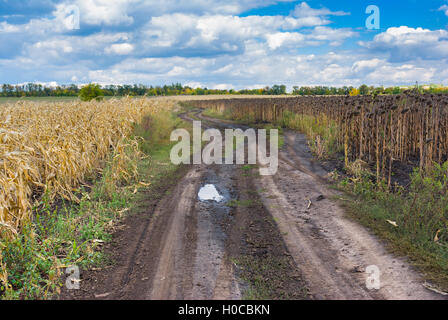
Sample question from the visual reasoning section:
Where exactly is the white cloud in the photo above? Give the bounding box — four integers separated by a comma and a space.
5, 44, 448, 88
352, 59, 383, 73
62, 0, 135, 26
366, 64, 436, 84
266, 32, 305, 50
307, 26, 357, 46
212, 83, 234, 90
438, 4, 448, 16
34, 39, 73, 53
52, 0, 301, 27
19, 32, 131, 64
70, 0, 298, 19
105, 43, 134, 55
292, 2, 349, 18
184, 81, 203, 88
359, 26, 448, 62
0, 21, 20, 32
1, 2, 447, 88
139, 12, 355, 56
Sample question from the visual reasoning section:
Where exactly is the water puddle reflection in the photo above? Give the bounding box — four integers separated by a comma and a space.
198, 184, 224, 202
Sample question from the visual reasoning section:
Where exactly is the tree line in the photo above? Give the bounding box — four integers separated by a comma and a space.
1, 82, 447, 98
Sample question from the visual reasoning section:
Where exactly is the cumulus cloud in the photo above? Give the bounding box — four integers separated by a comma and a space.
0, 21, 20, 32
53, 0, 300, 27
105, 43, 134, 55
359, 26, 448, 62
351, 59, 384, 73
307, 26, 357, 46
0, 1, 352, 63
366, 64, 436, 84
292, 2, 349, 18
138, 11, 355, 57
1, 1, 447, 88
438, 4, 448, 16
266, 32, 305, 50
18, 32, 131, 66
63, 0, 134, 26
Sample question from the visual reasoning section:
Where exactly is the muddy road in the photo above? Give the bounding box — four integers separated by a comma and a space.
62, 108, 446, 300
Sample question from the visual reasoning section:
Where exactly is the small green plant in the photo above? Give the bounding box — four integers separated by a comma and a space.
226, 199, 260, 207
339, 161, 448, 290
133, 111, 180, 153
0, 110, 184, 300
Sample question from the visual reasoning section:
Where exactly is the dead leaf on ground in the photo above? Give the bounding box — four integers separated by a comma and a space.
94, 292, 111, 298
434, 229, 441, 242
386, 220, 398, 227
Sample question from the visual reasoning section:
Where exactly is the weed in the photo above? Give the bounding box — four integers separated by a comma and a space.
277, 111, 341, 159
226, 199, 260, 208
0, 108, 185, 300
339, 161, 448, 290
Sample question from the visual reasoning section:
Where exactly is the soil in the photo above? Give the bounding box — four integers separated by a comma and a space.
60, 108, 447, 300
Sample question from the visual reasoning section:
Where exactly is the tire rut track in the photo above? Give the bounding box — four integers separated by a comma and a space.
62, 107, 445, 300
195, 108, 444, 300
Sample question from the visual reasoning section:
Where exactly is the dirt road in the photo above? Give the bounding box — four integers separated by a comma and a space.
62, 108, 446, 300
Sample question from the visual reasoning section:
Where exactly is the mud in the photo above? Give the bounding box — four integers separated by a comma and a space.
61, 108, 446, 301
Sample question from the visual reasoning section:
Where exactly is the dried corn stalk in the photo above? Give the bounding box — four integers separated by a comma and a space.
0, 98, 171, 236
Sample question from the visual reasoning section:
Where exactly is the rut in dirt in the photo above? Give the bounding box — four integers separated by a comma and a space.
62, 108, 446, 300
193, 109, 446, 300
61, 109, 306, 300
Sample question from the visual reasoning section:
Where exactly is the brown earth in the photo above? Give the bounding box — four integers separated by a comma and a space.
61, 108, 446, 300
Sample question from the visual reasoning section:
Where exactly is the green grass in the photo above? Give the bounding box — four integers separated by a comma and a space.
133, 110, 184, 154
205, 104, 448, 293
275, 110, 340, 159
258, 123, 285, 149
205, 107, 336, 158
337, 163, 448, 291
0, 165, 133, 299
0, 110, 186, 300
234, 256, 275, 300
203, 108, 285, 153
233, 255, 307, 300
226, 199, 261, 208
203, 107, 257, 124
202, 108, 235, 121
239, 164, 260, 177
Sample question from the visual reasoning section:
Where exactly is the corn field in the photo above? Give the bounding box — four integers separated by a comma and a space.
191, 92, 448, 186
0, 98, 168, 237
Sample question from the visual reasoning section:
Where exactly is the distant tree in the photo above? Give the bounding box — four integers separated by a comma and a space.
79, 83, 104, 101
269, 84, 286, 95
373, 86, 384, 95
292, 86, 299, 95
359, 84, 369, 95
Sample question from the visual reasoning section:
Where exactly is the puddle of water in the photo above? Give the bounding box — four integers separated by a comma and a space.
198, 184, 224, 202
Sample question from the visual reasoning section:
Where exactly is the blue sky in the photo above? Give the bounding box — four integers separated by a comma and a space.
0, 0, 447, 89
